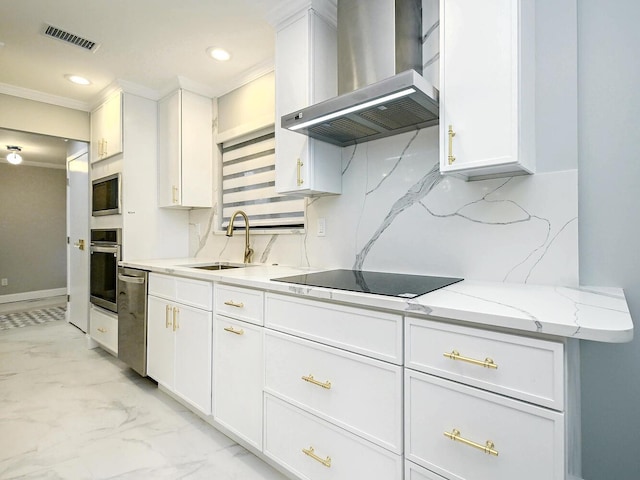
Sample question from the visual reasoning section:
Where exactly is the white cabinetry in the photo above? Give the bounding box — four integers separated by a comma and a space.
213, 284, 265, 450
91, 91, 123, 163
274, 6, 342, 195
89, 304, 118, 354
147, 273, 212, 414
264, 293, 403, 477
405, 317, 575, 480
439, 0, 535, 179
158, 89, 213, 208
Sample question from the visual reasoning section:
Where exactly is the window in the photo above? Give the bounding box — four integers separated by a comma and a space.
221, 127, 304, 229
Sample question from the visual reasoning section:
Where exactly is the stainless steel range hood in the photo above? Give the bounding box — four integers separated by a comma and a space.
281, 0, 439, 147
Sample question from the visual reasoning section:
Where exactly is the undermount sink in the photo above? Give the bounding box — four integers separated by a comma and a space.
181, 262, 248, 271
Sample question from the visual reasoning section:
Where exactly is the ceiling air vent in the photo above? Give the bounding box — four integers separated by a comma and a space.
41, 24, 99, 52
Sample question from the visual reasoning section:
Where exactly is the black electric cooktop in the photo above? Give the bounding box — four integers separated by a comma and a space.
271, 269, 463, 299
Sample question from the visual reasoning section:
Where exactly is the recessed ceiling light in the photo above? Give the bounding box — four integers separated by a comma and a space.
206, 47, 231, 62
65, 74, 91, 85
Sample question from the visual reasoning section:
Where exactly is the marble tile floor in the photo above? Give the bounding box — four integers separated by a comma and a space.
0, 321, 288, 479
0, 295, 67, 314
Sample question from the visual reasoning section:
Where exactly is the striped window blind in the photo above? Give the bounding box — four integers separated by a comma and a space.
221, 128, 305, 229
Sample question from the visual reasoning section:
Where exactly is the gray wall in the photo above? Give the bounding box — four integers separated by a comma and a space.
0, 164, 67, 297
578, 1, 640, 479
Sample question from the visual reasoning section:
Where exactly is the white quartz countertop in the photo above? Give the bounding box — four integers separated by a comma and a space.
121, 258, 634, 343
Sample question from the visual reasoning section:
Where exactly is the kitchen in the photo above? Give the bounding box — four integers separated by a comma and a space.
0, 0, 638, 479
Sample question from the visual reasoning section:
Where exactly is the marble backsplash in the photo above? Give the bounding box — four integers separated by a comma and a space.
189, 127, 578, 286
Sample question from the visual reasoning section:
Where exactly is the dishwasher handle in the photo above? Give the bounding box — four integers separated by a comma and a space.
118, 273, 145, 284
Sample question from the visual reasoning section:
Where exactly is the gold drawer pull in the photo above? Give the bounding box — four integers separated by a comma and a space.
224, 300, 244, 308
97, 327, 107, 333
302, 446, 331, 468
301, 374, 331, 390
443, 350, 498, 369
224, 326, 244, 335
444, 429, 499, 456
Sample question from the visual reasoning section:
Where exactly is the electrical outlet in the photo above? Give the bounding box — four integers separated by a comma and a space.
1, 278, 8, 287
317, 218, 326, 237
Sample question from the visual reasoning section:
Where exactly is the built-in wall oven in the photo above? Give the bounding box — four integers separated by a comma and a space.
90, 229, 121, 313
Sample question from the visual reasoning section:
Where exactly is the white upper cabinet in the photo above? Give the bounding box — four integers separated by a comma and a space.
439, 0, 535, 179
274, 6, 342, 196
158, 89, 213, 208
91, 91, 123, 163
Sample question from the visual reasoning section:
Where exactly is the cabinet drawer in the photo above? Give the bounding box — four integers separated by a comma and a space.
405, 370, 564, 480
149, 273, 212, 310
265, 293, 402, 364
214, 284, 264, 325
406, 461, 447, 480
90, 306, 118, 354
406, 318, 564, 410
264, 394, 402, 480
265, 330, 402, 454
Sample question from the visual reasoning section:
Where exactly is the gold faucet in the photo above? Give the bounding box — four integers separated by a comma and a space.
225, 210, 254, 263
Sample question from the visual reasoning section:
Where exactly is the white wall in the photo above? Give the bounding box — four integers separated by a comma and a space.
0, 94, 89, 141
578, 1, 640, 478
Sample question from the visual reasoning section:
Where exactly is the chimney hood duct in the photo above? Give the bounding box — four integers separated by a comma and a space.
281, 0, 439, 147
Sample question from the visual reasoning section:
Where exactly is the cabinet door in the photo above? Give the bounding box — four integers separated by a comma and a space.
158, 90, 181, 207
90, 102, 105, 163
180, 90, 213, 207
174, 303, 212, 414
274, 10, 341, 196
102, 92, 123, 159
439, 0, 534, 179
90, 92, 123, 163
213, 316, 263, 450
147, 295, 175, 389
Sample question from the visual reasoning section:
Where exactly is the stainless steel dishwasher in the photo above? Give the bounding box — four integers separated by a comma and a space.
117, 267, 148, 376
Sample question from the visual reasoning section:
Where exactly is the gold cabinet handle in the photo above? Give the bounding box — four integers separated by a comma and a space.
165, 305, 172, 328
73, 239, 85, 250
443, 350, 498, 369
302, 446, 331, 468
301, 374, 331, 390
97, 327, 107, 333
444, 429, 499, 456
172, 185, 179, 204
296, 158, 304, 186
98, 139, 104, 157
172, 307, 179, 331
103, 139, 108, 157
224, 326, 244, 335
224, 300, 244, 308
448, 125, 456, 165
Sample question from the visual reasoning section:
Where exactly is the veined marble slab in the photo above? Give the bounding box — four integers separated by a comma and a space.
121, 259, 633, 343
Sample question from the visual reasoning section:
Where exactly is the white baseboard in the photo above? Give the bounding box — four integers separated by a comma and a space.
0, 288, 67, 304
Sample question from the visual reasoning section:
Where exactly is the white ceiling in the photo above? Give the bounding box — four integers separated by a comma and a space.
0, 0, 295, 166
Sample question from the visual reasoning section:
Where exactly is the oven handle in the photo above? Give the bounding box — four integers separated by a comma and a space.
90, 245, 120, 255
118, 273, 145, 284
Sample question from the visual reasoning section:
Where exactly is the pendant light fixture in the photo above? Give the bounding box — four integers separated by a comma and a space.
6, 145, 23, 165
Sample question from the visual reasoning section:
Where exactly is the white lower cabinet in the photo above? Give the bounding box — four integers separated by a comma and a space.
147, 273, 212, 415
213, 315, 263, 450
264, 394, 403, 480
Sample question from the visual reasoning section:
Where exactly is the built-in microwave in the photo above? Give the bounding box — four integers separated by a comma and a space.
92, 173, 121, 216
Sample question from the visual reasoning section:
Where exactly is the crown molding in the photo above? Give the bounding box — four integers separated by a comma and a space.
267, 0, 337, 29
0, 83, 91, 112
